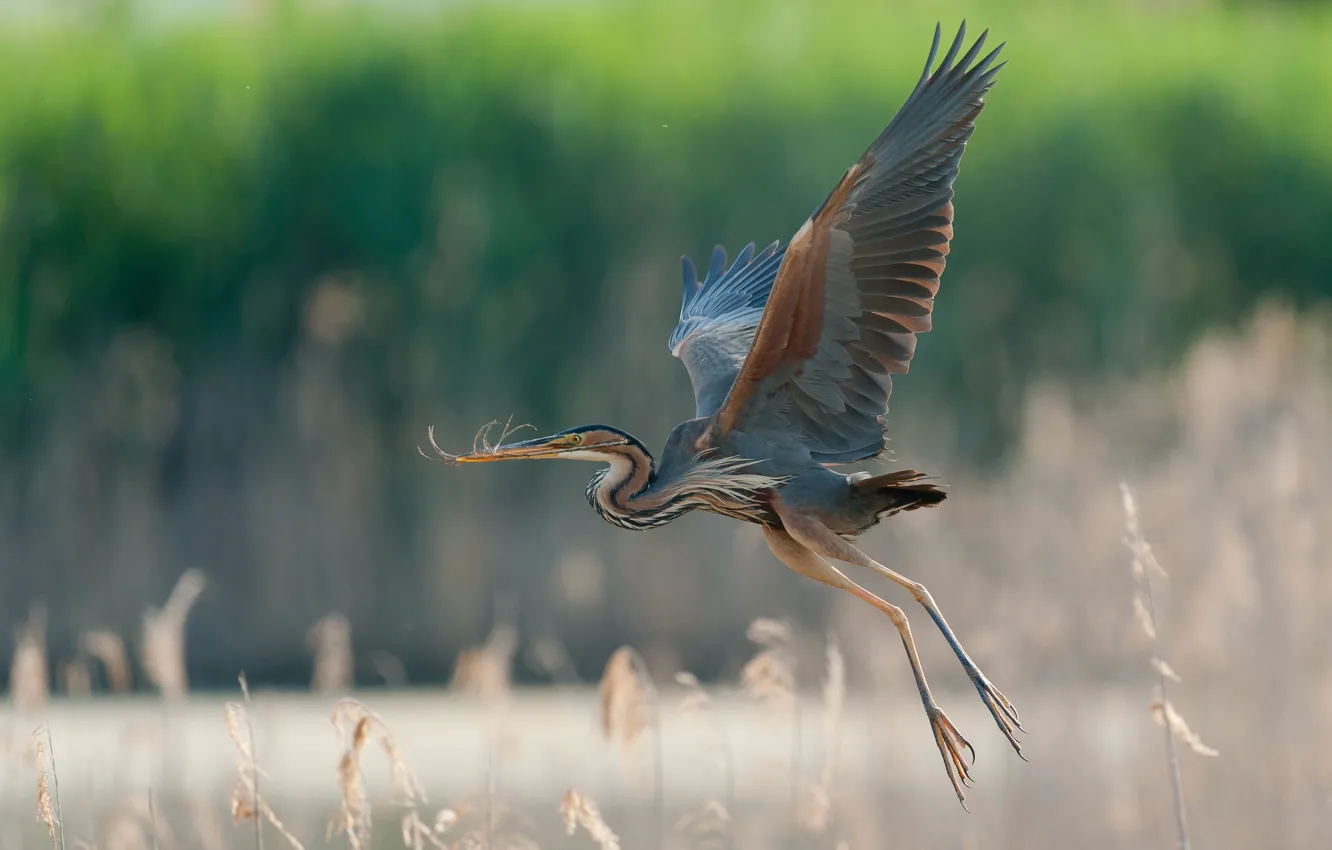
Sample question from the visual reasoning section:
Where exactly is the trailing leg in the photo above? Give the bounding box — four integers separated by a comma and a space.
762, 525, 977, 806
773, 502, 1024, 757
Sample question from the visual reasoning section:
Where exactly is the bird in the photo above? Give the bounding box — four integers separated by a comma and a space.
425, 21, 1019, 805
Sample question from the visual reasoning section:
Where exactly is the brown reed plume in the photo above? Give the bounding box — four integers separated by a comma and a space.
449, 622, 518, 704
83, 630, 132, 693
599, 646, 657, 755
142, 569, 206, 700
560, 789, 620, 850
329, 698, 431, 850
225, 674, 304, 850
11, 603, 50, 712
432, 794, 537, 850
598, 645, 663, 849
33, 724, 64, 850
738, 618, 795, 711
307, 614, 354, 694
1122, 482, 1218, 850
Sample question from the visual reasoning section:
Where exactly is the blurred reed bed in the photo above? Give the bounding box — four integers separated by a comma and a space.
3, 308, 1332, 848
5, 0, 1332, 689
830, 302, 1332, 848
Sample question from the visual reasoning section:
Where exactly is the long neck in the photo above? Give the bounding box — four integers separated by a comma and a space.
585, 441, 783, 531
584, 441, 666, 531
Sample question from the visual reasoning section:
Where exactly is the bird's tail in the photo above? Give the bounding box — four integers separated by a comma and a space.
852, 469, 948, 517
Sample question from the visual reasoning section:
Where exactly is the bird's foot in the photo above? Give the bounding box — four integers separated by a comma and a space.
926, 702, 975, 808
970, 672, 1025, 758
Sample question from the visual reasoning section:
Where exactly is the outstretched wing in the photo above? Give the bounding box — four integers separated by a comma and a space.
669, 241, 786, 418
710, 22, 1004, 463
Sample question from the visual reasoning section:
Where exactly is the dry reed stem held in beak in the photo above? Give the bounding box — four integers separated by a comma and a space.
418, 416, 535, 464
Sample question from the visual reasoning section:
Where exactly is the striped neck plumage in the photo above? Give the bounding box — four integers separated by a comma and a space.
584, 440, 661, 530
584, 442, 785, 531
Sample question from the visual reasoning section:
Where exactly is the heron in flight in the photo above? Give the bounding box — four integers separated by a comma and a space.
428, 22, 1018, 804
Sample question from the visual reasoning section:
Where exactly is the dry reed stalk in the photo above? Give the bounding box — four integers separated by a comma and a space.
599, 646, 656, 755
798, 634, 845, 834
329, 698, 432, 850
330, 714, 371, 846
188, 796, 228, 850
142, 569, 206, 700
560, 789, 620, 850
674, 800, 732, 850
1122, 482, 1218, 850
448, 622, 518, 704
33, 725, 64, 850
104, 795, 179, 850
738, 618, 800, 825
307, 614, 354, 694
418, 416, 535, 464
674, 672, 736, 828
104, 809, 149, 850
599, 646, 663, 849
11, 603, 50, 712
60, 659, 92, 698
1149, 694, 1220, 758
225, 676, 304, 850
431, 795, 536, 850
365, 651, 408, 688
738, 618, 795, 711
400, 811, 448, 850
83, 630, 132, 693
525, 635, 582, 684
145, 791, 165, 850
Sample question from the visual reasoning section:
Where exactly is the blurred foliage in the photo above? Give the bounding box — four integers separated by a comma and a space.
2, 0, 1332, 684
3, 0, 1331, 457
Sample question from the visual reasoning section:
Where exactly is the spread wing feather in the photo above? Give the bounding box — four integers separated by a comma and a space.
708, 21, 1004, 463
668, 241, 786, 418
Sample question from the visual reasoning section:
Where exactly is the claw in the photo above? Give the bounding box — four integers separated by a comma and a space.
971, 674, 1025, 758
927, 703, 974, 808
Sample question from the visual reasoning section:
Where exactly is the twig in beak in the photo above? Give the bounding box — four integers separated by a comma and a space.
418, 416, 537, 464
417, 425, 461, 464
492, 415, 534, 449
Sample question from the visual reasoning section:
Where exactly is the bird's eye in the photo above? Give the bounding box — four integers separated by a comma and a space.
568, 434, 583, 445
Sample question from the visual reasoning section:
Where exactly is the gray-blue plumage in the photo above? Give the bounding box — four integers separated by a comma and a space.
670, 241, 785, 418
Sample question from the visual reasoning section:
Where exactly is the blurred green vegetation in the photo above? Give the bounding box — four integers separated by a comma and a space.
3, 0, 1331, 458
3, 0, 1332, 684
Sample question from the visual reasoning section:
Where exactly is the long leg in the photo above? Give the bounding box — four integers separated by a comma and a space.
772, 502, 1024, 757
762, 525, 976, 806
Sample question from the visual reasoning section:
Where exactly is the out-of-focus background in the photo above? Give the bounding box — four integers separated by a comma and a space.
2, 0, 1332, 847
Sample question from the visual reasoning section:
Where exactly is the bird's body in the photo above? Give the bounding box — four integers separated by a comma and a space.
430, 21, 1022, 806
575, 419, 944, 537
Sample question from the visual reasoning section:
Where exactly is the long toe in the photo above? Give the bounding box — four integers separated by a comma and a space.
927, 704, 975, 808
972, 674, 1025, 757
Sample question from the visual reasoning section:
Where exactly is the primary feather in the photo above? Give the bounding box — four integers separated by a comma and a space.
670, 21, 1003, 464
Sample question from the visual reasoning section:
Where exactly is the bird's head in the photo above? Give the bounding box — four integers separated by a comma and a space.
447, 424, 637, 464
